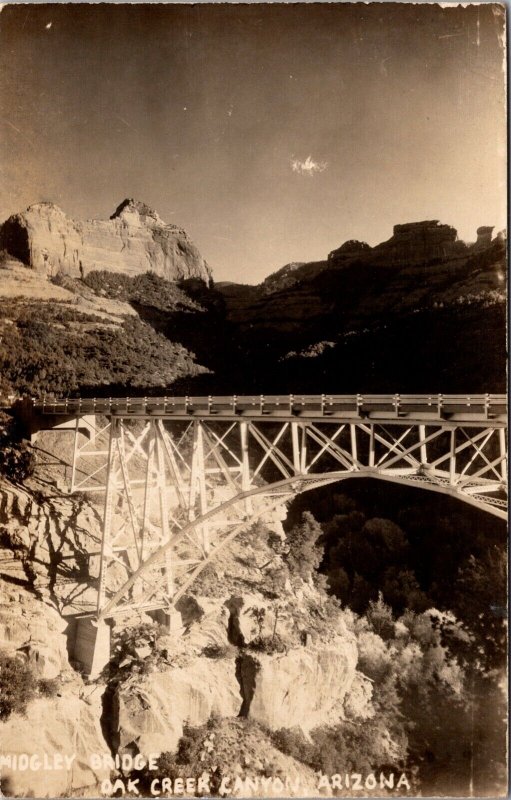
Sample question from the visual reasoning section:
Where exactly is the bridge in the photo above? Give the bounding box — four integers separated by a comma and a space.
25, 393, 507, 674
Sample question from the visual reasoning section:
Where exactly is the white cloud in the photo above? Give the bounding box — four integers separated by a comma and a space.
291, 155, 327, 176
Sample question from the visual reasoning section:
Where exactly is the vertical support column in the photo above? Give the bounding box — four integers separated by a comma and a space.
449, 428, 457, 485
369, 424, 375, 467
158, 421, 187, 511
189, 422, 209, 552
188, 422, 199, 517
156, 426, 173, 596
419, 425, 427, 465
96, 418, 119, 616
300, 424, 308, 473
139, 423, 156, 561
350, 424, 358, 466
240, 421, 253, 514
117, 424, 141, 569
291, 422, 301, 474
70, 416, 80, 492
499, 428, 507, 483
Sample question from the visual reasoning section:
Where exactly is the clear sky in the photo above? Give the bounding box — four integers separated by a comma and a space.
0, 3, 506, 283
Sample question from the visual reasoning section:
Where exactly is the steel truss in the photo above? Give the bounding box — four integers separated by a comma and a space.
62, 409, 509, 621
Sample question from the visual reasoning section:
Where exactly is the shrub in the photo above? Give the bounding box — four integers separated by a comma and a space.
366, 592, 395, 641
38, 677, 61, 697
105, 621, 168, 683
248, 633, 287, 655
0, 412, 34, 482
82, 270, 201, 313
0, 654, 38, 719
271, 727, 318, 765
201, 643, 237, 659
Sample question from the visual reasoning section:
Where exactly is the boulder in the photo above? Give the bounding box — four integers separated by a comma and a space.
0, 199, 212, 283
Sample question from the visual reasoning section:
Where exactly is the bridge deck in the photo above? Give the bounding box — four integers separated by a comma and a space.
34, 393, 507, 425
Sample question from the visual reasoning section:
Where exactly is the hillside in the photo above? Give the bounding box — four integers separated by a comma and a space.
0, 255, 209, 398
212, 222, 506, 394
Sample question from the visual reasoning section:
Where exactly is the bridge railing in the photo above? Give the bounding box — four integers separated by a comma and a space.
33, 393, 508, 419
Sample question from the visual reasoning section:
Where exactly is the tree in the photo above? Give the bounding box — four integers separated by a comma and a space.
284, 511, 323, 581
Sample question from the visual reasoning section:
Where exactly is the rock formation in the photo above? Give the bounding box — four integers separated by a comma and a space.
0, 199, 212, 283
328, 239, 372, 262
373, 220, 461, 264
474, 226, 494, 250
236, 641, 358, 732
0, 584, 110, 797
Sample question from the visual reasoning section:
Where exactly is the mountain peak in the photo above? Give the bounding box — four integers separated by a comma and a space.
110, 198, 161, 222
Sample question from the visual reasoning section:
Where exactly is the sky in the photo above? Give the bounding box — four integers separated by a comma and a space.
0, 2, 506, 283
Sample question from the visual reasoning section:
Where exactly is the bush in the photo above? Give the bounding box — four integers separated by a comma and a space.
201, 643, 237, 659
38, 677, 61, 697
105, 621, 168, 683
82, 270, 201, 313
271, 727, 318, 765
0, 654, 37, 719
248, 633, 287, 655
0, 299, 207, 398
0, 412, 34, 482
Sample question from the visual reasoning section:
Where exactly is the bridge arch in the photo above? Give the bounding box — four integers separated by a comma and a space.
97, 465, 506, 622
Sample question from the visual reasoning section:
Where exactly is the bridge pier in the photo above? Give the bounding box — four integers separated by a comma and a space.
148, 608, 183, 632
71, 617, 111, 678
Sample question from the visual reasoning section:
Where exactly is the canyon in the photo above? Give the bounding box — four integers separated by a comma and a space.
0, 200, 507, 797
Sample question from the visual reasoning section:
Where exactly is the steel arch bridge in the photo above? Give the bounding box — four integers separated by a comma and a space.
31, 393, 508, 625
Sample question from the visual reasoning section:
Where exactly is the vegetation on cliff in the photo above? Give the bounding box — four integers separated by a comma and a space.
80, 270, 202, 313
0, 411, 34, 481
0, 298, 208, 397
286, 483, 507, 796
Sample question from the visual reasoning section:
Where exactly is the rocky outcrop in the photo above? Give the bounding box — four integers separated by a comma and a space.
0, 583, 110, 797
260, 263, 307, 294
0, 199, 212, 283
328, 239, 372, 262
0, 585, 70, 679
0, 691, 110, 797
474, 225, 494, 250
112, 659, 241, 756
0, 475, 102, 612
373, 220, 461, 264
237, 639, 358, 732
111, 638, 360, 758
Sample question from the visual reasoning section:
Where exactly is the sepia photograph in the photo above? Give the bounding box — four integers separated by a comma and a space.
0, 2, 507, 798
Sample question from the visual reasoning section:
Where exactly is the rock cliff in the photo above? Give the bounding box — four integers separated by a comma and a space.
0, 199, 212, 283
0, 584, 110, 797
371, 220, 462, 264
